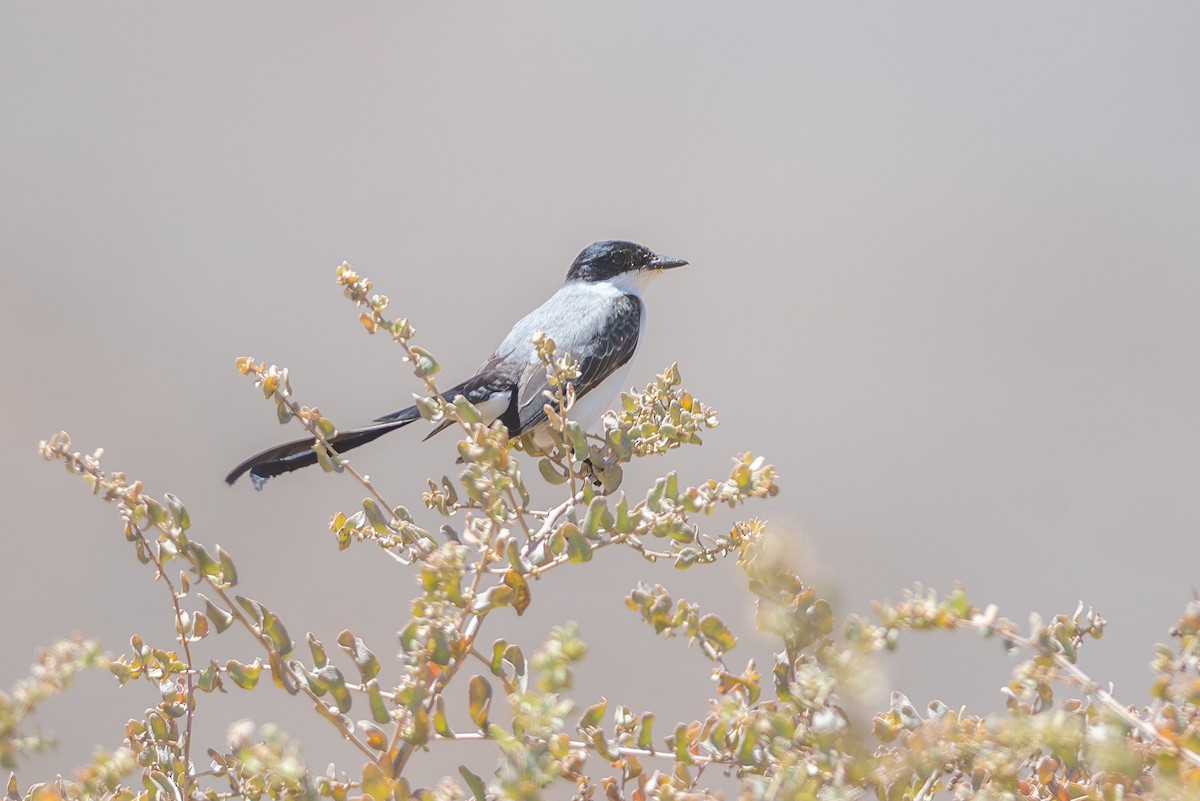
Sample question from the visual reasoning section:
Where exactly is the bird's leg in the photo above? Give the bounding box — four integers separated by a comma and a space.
579, 453, 625, 494
579, 457, 605, 488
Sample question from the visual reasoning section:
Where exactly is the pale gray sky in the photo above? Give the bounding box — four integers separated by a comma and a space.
3, 3, 1198, 789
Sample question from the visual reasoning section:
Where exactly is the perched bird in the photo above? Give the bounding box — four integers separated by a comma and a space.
226, 240, 687, 489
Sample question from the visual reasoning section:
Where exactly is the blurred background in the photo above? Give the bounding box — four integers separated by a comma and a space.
3, 2, 1198, 790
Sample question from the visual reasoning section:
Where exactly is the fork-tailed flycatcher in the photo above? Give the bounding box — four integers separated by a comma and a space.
226, 240, 686, 489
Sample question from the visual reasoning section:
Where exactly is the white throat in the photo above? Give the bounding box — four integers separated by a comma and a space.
602, 268, 662, 296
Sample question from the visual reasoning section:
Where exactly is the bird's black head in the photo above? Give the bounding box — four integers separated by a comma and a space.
565, 240, 688, 284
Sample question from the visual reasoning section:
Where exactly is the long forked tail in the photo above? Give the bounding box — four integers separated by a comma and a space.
225, 407, 420, 490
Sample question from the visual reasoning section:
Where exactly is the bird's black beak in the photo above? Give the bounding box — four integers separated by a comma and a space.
648, 254, 688, 271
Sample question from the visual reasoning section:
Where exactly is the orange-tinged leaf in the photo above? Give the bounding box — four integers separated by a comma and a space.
503, 570, 531, 616
468, 675, 492, 730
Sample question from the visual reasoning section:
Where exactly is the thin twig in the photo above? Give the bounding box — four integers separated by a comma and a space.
38, 440, 380, 771
1149, 631, 1199, 720
504, 487, 533, 538
963, 620, 1200, 770
266, 387, 434, 559
388, 518, 501, 777
197, 579, 379, 763
440, 731, 741, 768
139, 532, 195, 801
913, 769, 941, 801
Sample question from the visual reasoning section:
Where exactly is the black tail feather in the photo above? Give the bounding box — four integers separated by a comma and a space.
226, 407, 421, 489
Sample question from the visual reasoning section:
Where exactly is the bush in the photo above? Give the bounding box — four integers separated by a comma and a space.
15, 263, 1200, 800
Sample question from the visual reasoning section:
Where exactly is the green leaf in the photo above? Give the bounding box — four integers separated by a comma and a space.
566, 420, 589, 458
410, 346, 440, 378
234, 595, 264, 626
148, 711, 170, 741
196, 663, 222, 693
395, 684, 430, 711
316, 665, 353, 713
203, 597, 234, 633
504, 644, 527, 693
433, 695, 454, 738
471, 585, 514, 613
637, 713, 656, 751
316, 416, 337, 439
144, 497, 169, 528
415, 396, 440, 420
406, 704, 430, 746
489, 639, 508, 676
366, 679, 391, 725
538, 458, 569, 485
547, 525, 566, 556
674, 547, 700, 569
361, 763, 392, 801
268, 650, 299, 694
215, 545, 238, 587
164, 493, 191, 530
362, 498, 392, 533
562, 524, 592, 563
300, 665, 326, 697
262, 610, 295, 657
579, 697, 607, 730
188, 543, 222, 580
453, 395, 482, 424
146, 771, 179, 801
736, 727, 759, 763
459, 766, 487, 801
587, 729, 620, 762
582, 496, 610, 539
613, 497, 633, 534
468, 675, 492, 730
337, 630, 381, 681
607, 427, 632, 459
307, 633, 329, 668
503, 570, 531, 616
673, 722, 695, 764
314, 443, 336, 474
421, 627, 450, 667
698, 614, 737, 654
226, 658, 262, 690
646, 477, 667, 512
131, 634, 150, 659
391, 317, 415, 341
276, 397, 295, 425
809, 599, 834, 638
189, 611, 210, 640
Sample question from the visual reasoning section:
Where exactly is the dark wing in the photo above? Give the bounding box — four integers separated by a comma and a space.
514, 293, 642, 434
415, 359, 522, 440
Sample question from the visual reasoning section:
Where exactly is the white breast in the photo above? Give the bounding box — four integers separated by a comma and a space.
526, 276, 648, 445
567, 357, 636, 431
569, 278, 646, 430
